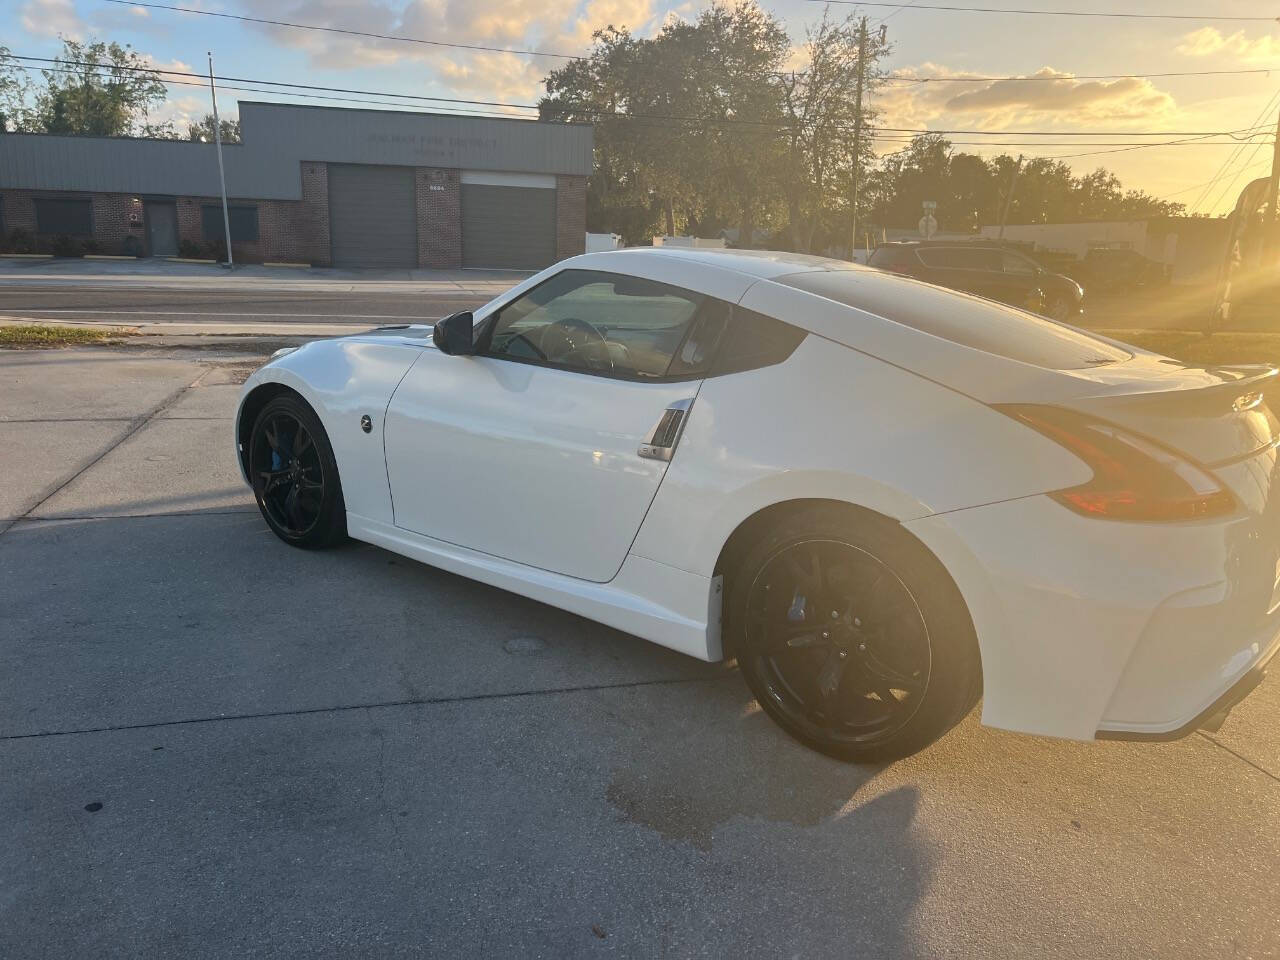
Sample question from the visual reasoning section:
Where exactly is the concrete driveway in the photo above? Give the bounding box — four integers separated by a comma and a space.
2, 343, 1278, 959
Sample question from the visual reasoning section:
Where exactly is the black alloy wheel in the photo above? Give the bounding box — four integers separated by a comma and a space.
743, 539, 931, 747
729, 506, 981, 763
249, 395, 346, 548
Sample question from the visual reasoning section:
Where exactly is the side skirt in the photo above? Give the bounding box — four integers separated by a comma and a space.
346, 513, 720, 662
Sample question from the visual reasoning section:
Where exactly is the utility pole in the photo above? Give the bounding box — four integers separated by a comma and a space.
1267, 104, 1280, 240
849, 16, 868, 260
997, 154, 1023, 240
1264, 106, 1274, 267
208, 52, 234, 268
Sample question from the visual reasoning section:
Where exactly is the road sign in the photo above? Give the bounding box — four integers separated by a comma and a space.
918, 215, 937, 239
922, 200, 937, 212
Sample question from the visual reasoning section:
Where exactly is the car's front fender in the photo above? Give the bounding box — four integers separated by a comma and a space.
236, 338, 425, 524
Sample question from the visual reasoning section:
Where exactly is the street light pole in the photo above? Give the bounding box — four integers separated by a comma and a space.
208, 52, 234, 268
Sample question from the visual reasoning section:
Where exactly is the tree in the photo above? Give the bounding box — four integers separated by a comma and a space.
31, 39, 168, 137
865, 135, 1185, 233
540, 3, 790, 245
0, 38, 169, 136
0, 47, 35, 132
780, 12, 889, 253
187, 113, 241, 143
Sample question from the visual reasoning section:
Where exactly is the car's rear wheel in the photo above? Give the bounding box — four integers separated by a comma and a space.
249, 394, 347, 549
1048, 297, 1074, 322
727, 506, 980, 763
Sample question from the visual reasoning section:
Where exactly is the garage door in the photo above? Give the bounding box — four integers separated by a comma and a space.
328, 164, 417, 268
462, 184, 557, 270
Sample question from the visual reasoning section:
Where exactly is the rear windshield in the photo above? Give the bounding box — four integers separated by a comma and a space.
778, 269, 1130, 370
868, 245, 914, 267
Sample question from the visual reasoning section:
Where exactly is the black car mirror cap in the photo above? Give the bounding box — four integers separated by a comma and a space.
433, 311, 476, 356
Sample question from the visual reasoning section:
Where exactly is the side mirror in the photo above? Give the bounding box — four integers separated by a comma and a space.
433, 311, 475, 356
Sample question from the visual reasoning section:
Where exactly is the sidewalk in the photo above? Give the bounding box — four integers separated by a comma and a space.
0, 256, 533, 294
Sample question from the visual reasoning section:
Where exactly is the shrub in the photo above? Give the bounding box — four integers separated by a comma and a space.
2, 228, 35, 254
50, 234, 82, 257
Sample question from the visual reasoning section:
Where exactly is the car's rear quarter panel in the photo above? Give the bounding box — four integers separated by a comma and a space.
629, 332, 1088, 580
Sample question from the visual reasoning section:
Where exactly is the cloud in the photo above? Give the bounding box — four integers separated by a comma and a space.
226, 0, 670, 73
19, 0, 84, 38
878, 65, 1178, 134
149, 94, 210, 132
142, 55, 196, 76
1176, 27, 1280, 63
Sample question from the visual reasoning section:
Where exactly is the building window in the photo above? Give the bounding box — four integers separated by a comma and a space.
35, 198, 93, 235
201, 204, 259, 243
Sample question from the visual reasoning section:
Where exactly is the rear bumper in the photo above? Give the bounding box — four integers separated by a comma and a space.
1096, 621, 1279, 741
904, 490, 1280, 742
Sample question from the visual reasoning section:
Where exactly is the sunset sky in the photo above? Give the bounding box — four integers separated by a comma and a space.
11, 0, 1279, 215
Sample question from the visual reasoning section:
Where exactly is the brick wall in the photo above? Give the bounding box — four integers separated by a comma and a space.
415, 167, 461, 269
555, 175, 587, 262
0, 188, 146, 254
300, 162, 330, 266
0, 186, 325, 263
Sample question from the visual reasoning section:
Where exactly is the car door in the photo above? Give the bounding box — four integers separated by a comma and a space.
382, 268, 726, 583
995, 250, 1043, 310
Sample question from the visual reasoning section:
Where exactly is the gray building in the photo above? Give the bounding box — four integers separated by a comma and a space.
0, 101, 593, 269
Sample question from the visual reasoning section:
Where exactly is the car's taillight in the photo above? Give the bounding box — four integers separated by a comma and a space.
997, 404, 1235, 521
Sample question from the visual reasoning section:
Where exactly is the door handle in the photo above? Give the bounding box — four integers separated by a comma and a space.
638, 398, 694, 462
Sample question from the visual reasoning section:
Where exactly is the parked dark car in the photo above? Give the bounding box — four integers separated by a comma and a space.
1078, 247, 1170, 294
868, 241, 1085, 321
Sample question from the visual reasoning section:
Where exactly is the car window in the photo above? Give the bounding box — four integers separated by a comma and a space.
1001, 252, 1037, 276
777, 269, 1130, 370
712, 307, 807, 376
485, 269, 706, 379
869, 246, 913, 268
918, 247, 999, 270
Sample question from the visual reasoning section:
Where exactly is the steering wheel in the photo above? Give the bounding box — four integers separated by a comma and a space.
538, 317, 614, 370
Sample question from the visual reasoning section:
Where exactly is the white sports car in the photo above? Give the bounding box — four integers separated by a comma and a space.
236, 248, 1280, 762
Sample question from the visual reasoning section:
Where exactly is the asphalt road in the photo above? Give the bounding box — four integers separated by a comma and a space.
2, 342, 1279, 959
0, 285, 493, 328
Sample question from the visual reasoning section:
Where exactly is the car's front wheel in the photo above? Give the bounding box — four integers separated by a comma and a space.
1048, 297, 1075, 322
249, 394, 347, 549
727, 506, 981, 763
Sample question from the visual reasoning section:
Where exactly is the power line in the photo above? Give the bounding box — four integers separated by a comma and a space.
6, 63, 536, 120
9, 53, 1273, 144
883, 68, 1278, 84
1190, 84, 1280, 212
9, 55, 542, 112
1203, 137, 1273, 214
1157, 157, 1273, 202
806, 1, 1279, 21
105, 0, 582, 60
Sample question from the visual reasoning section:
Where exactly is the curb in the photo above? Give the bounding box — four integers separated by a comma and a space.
0, 253, 53, 260
263, 262, 311, 269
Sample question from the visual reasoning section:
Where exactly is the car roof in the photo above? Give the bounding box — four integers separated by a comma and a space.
572, 246, 855, 280
877, 240, 1013, 249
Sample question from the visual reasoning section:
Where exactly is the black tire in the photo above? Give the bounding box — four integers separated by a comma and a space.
1048, 297, 1073, 323
248, 394, 347, 549
726, 506, 981, 764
